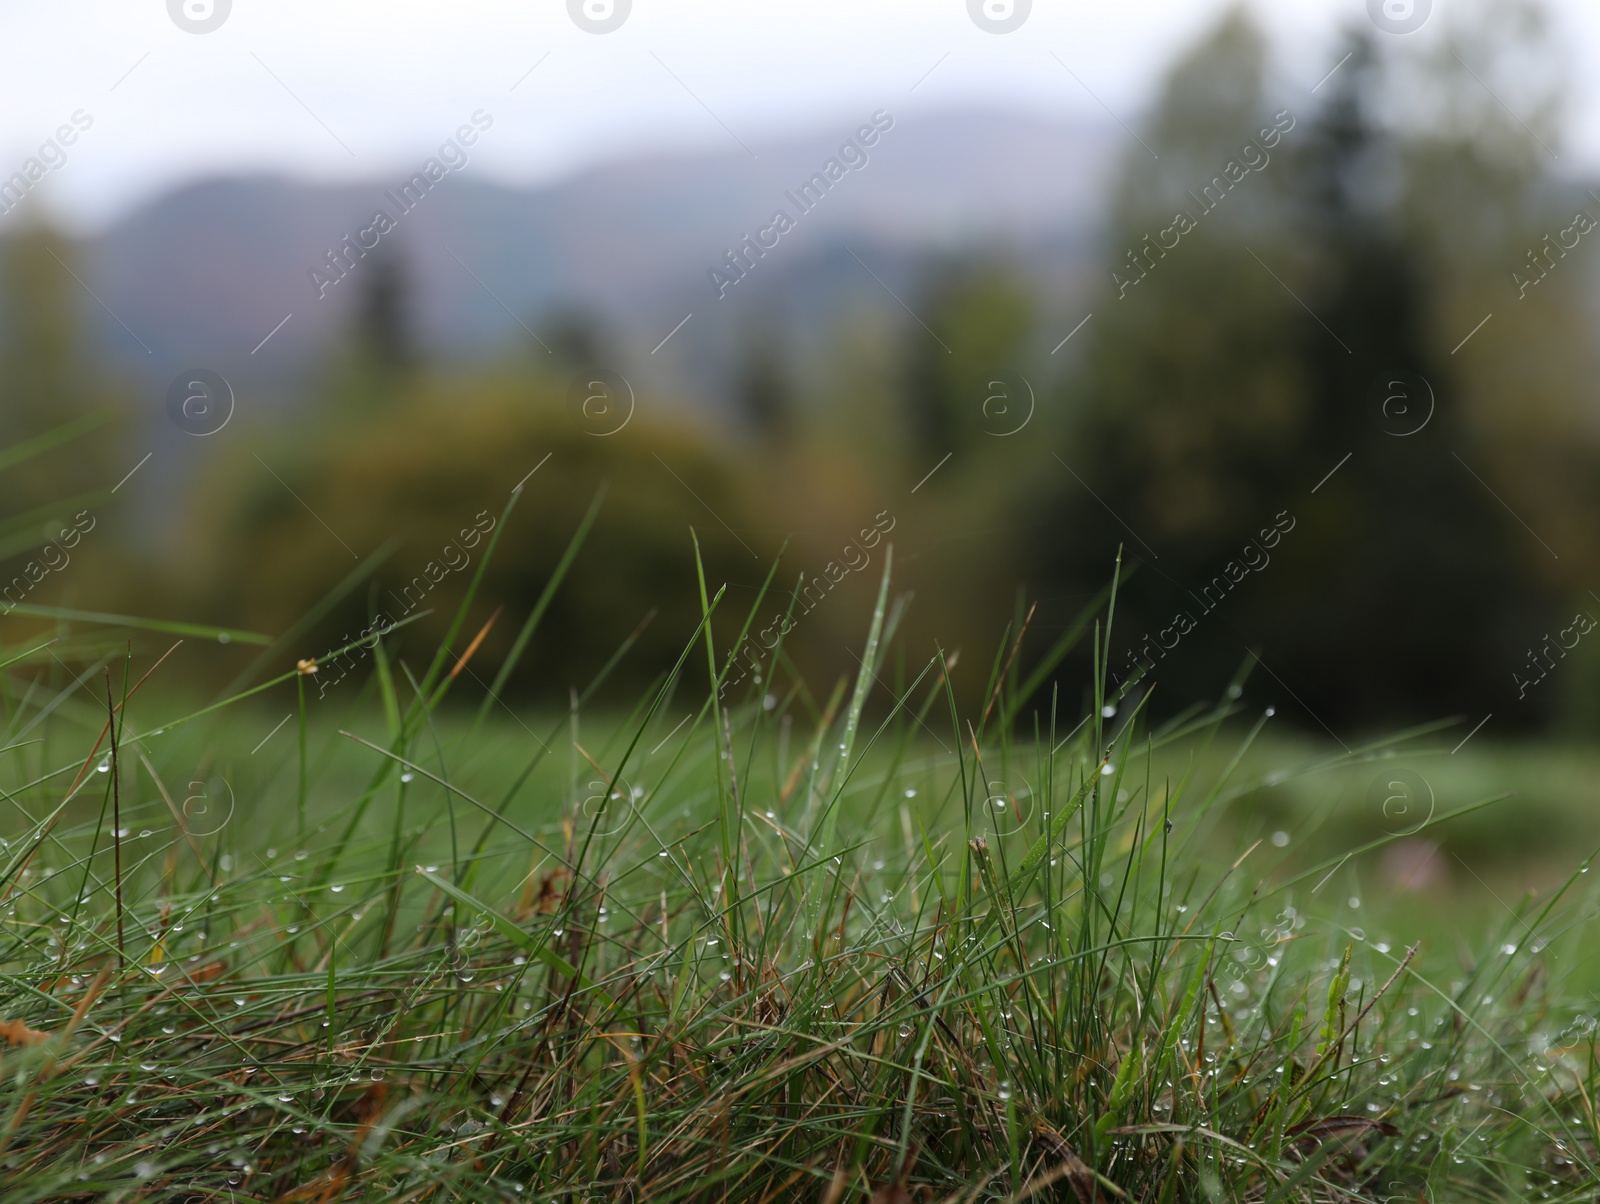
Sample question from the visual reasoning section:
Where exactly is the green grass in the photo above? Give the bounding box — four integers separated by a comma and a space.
1, 528, 1599, 1202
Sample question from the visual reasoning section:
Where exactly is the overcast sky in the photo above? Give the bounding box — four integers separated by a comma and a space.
3, 0, 1598, 230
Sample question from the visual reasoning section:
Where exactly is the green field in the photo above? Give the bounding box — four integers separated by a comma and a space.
0, 560, 1597, 1204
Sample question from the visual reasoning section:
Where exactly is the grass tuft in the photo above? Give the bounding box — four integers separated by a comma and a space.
0, 533, 1595, 1201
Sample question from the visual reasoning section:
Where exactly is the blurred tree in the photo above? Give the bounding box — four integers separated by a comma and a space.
1394, 0, 1600, 588
314, 246, 418, 416
0, 224, 120, 528
1019, 2, 1577, 727
734, 315, 793, 446
1247, 28, 1543, 721
1021, 8, 1306, 695
541, 309, 614, 375
0, 226, 81, 440
1063, 7, 1305, 550
901, 262, 1034, 464
354, 251, 412, 377
180, 374, 788, 703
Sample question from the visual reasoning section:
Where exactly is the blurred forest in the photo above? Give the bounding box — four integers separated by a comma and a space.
3, 0, 1599, 735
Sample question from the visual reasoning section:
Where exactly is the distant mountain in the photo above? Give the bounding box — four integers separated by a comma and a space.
65, 109, 1120, 406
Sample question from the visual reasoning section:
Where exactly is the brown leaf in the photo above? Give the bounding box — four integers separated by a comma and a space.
354, 1081, 389, 1127
0, 1018, 49, 1046
870, 1185, 912, 1204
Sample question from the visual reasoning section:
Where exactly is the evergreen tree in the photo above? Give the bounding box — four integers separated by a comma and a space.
0, 224, 117, 519
1024, 5, 1564, 725
901, 261, 1033, 464
1250, 28, 1541, 721
734, 317, 793, 445
355, 251, 412, 376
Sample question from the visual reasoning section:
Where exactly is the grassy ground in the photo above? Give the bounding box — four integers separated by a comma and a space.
1, 541, 1598, 1202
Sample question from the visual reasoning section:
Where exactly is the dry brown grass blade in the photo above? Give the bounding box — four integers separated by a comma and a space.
136, 748, 218, 885
0, 968, 111, 1160
1030, 1119, 1097, 1203
820, 1166, 850, 1204
448, 605, 503, 680
1298, 943, 1420, 1087
1285, 1114, 1400, 1142
981, 601, 1036, 730
61, 640, 184, 801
